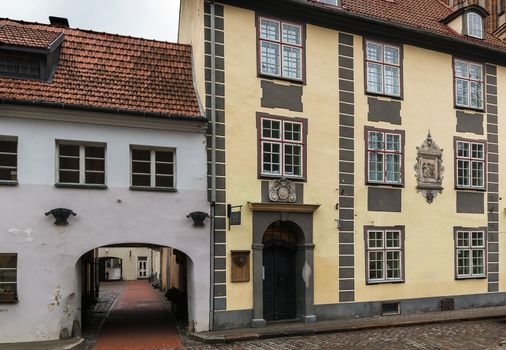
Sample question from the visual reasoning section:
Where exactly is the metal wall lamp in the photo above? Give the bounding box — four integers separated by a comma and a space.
45, 208, 77, 225
187, 211, 210, 227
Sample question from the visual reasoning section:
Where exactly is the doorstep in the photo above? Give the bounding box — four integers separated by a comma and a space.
0, 337, 85, 350
192, 306, 506, 344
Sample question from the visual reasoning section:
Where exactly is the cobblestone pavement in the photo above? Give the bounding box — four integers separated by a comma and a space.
179, 318, 506, 350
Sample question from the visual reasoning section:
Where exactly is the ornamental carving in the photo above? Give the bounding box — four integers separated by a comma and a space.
269, 178, 296, 203
414, 131, 444, 203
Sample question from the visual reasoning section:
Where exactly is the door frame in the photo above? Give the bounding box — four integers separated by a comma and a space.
251, 211, 317, 328
137, 256, 148, 279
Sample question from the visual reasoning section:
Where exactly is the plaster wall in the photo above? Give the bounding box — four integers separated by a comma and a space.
354, 41, 490, 301
0, 113, 210, 342
221, 5, 341, 311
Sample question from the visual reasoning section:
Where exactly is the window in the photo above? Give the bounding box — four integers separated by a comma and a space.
366, 228, 404, 283
0, 53, 40, 79
57, 142, 105, 186
259, 117, 305, 178
455, 230, 486, 279
131, 148, 175, 189
466, 12, 484, 39
455, 139, 485, 189
365, 41, 401, 97
258, 17, 304, 81
0, 254, 17, 302
454, 59, 484, 109
366, 129, 403, 185
0, 138, 17, 183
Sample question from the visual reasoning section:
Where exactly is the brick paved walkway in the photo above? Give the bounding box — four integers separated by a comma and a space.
94, 280, 182, 350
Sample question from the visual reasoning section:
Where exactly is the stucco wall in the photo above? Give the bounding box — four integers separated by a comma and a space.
98, 247, 159, 281
0, 111, 210, 342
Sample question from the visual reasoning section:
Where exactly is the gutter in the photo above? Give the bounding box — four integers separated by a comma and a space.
0, 98, 208, 123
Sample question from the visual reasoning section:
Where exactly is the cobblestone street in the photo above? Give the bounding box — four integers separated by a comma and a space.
181, 319, 506, 350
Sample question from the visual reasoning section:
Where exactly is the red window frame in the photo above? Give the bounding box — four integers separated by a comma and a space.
257, 16, 305, 82
366, 129, 404, 185
259, 116, 305, 179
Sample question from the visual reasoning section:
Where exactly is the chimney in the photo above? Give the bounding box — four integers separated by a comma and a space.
49, 16, 69, 28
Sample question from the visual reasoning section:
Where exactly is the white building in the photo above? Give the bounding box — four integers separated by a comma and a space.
0, 18, 210, 342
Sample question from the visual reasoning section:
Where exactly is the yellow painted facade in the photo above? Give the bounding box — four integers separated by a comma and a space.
180, 0, 505, 326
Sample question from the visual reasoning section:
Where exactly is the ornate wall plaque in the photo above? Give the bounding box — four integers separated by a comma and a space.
414, 131, 444, 203
231, 250, 250, 282
269, 178, 296, 203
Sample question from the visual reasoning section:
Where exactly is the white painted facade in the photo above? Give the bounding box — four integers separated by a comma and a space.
0, 105, 210, 342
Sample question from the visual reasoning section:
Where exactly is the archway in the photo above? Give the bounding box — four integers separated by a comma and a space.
250, 211, 317, 327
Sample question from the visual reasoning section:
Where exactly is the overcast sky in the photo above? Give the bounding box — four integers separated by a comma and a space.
0, 0, 180, 42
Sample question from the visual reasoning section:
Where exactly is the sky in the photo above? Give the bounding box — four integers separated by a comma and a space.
0, 0, 180, 42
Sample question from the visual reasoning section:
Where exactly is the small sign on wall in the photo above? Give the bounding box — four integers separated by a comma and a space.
227, 204, 242, 229
231, 250, 250, 282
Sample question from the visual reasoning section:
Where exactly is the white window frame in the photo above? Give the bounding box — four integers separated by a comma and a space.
258, 17, 304, 81
0, 253, 17, 300
56, 141, 106, 186
455, 140, 485, 190
365, 40, 402, 97
366, 129, 403, 185
260, 117, 305, 179
454, 59, 484, 110
455, 230, 486, 279
130, 146, 176, 190
366, 229, 404, 283
0, 136, 17, 184
466, 12, 484, 39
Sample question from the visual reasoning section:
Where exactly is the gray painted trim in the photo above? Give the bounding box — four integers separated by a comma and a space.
456, 111, 484, 135
367, 187, 402, 212
205, 0, 227, 311
338, 32, 355, 302
367, 97, 401, 125
485, 63, 499, 292
260, 80, 303, 112
456, 191, 484, 214
213, 309, 253, 329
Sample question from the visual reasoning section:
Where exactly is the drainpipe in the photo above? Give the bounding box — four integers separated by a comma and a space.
209, 0, 217, 331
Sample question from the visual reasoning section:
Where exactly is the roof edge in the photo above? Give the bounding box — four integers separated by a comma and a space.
0, 98, 207, 123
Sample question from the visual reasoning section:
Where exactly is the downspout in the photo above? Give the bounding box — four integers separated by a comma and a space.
209, 0, 217, 331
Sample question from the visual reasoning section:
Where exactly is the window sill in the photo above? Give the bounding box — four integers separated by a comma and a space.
367, 182, 404, 188
366, 91, 403, 101
0, 181, 18, 186
55, 183, 107, 190
456, 275, 487, 280
455, 187, 486, 192
259, 174, 306, 183
258, 74, 305, 86
0, 297, 18, 304
129, 186, 177, 193
366, 279, 404, 285
454, 106, 485, 114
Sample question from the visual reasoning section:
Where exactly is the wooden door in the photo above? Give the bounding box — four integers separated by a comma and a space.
263, 244, 296, 321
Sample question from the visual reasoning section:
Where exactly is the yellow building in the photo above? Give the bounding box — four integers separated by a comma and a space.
179, 0, 506, 329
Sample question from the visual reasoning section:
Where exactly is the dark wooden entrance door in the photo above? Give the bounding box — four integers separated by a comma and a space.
263, 243, 296, 321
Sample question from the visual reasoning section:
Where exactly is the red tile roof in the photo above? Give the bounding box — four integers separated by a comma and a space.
0, 24, 62, 49
307, 0, 506, 51
0, 19, 203, 119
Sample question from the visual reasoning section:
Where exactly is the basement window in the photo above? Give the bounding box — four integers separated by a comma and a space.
56, 142, 106, 187
0, 254, 17, 303
382, 302, 400, 315
0, 137, 17, 184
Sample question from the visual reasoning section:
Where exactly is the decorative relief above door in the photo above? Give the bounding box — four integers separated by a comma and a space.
269, 178, 296, 203
414, 131, 444, 203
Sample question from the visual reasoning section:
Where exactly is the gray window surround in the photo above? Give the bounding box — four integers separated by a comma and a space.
453, 136, 487, 191
453, 227, 487, 280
